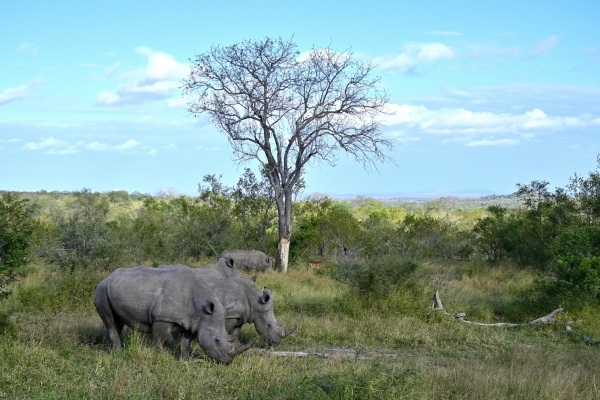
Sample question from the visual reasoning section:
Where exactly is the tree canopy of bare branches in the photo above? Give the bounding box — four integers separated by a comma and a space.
182, 37, 394, 272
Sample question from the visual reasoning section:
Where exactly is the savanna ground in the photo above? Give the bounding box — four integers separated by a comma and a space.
2, 258, 599, 399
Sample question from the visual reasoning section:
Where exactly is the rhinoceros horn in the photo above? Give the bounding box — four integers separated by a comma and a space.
234, 339, 255, 355
223, 299, 236, 310
282, 323, 297, 338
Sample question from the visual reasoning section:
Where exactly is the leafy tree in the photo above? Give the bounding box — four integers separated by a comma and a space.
231, 168, 277, 252
129, 199, 179, 264
292, 197, 364, 263
512, 180, 578, 267
183, 37, 393, 272
174, 176, 238, 259
568, 154, 600, 226
0, 192, 36, 298
45, 189, 121, 272
473, 205, 509, 260
395, 213, 465, 260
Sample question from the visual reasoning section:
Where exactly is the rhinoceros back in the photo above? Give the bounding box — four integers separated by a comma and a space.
219, 250, 272, 272
94, 265, 217, 333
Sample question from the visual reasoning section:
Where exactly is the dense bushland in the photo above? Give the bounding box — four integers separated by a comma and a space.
3, 156, 600, 310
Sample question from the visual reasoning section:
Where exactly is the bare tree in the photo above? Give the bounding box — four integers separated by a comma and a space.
182, 37, 394, 272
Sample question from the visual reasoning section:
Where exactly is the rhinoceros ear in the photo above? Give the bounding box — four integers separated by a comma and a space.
225, 257, 235, 269
265, 257, 271, 264
204, 300, 215, 315
260, 288, 272, 304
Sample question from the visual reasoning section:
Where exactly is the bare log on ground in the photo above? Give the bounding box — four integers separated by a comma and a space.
566, 326, 600, 346
430, 290, 564, 327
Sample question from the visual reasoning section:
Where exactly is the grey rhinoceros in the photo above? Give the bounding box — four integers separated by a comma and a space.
93, 265, 253, 363
208, 277, 297, 346
219, 250, 272, 273
159, 258, 243, 281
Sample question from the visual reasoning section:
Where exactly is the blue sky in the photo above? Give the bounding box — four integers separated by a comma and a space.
1, 0, 599, 197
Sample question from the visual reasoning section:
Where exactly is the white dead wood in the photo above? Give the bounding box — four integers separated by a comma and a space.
430, 289, 564, 327
565, 325, 600, 346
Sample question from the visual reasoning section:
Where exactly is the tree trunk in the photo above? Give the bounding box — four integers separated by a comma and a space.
278, 236, 290, 273
275, 189, 293, 272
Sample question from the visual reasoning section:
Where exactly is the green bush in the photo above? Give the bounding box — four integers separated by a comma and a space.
0, 192, 36, 298
43, 189, 122, 271
333, 255, 419, 297
16, 270, 103, 313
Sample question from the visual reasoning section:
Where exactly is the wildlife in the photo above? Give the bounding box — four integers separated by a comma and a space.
219, 250, 272, 273
308, 257, 326, 271
208, 277, 297, 346
93, 265, 254, 363
160, 257, 241, 281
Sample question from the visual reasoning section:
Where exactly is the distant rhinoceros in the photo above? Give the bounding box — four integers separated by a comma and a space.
219, 250, 272, 273
93, 265, 253, 363
160, 258, 241, 281
208, 277, 297, 346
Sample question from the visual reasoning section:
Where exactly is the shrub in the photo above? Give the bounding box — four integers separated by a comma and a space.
332, 255, 419, 297
0, 192, 36, 298
16, 270, 103, 313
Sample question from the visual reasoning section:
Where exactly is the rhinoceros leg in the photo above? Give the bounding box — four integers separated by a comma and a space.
94, 298, 124, 350
180, 331, 195, 360
105, 323, 123, 350
152, 321, 176, 350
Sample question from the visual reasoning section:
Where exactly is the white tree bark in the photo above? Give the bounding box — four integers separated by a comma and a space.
279, 237, 290, 273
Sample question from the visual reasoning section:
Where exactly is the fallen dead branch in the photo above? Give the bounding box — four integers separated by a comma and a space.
244, 347, 400, 360
565, 326, 600, 346
430, 289, 564, 327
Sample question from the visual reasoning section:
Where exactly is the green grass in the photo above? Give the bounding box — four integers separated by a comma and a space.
1, 262, 600, 399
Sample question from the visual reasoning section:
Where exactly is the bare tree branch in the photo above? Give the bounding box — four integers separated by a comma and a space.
182, 37, 394, 272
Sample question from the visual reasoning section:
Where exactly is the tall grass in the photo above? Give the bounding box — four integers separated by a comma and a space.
1, 261, 599, 399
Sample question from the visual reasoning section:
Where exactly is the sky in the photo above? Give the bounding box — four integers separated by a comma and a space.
1, 0, 599, 197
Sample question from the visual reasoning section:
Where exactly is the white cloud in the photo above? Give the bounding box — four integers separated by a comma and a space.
19, 42, 39, 53
468, 44, 520, 59
468, 36, 560, 60
466, 138, 519, 147
383, 103, 599, 144
167, 96, 188, 108
426, 31, 463, 36
96, 91, 121, 105
22, 136, 77, 154
86, 141, 111, 151
113, 139, 142, 152
375, 43, 454, 72
96, 47, 189, 106
531, 35, 560, 56
0, 138, 22, 143
22, 136, 65, 150
22, 137, 146, 155
148, 149, 158, 155
0, 78, 43, 105
582, 47, 599, 55
0, 84, 29, 105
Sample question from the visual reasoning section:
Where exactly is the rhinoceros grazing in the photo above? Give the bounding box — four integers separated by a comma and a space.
219, 250, 272, 273
93, 265, 253, 363
208, 277, 297, 346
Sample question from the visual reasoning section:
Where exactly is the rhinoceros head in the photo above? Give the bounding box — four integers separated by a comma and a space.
252, 288, 297, 346
196, 299, 254, 364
